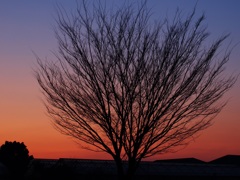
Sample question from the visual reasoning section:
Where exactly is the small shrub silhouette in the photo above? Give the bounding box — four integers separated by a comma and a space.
0, 141, 33, 179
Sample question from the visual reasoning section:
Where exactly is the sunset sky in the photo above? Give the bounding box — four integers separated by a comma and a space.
0, 0, 240, 162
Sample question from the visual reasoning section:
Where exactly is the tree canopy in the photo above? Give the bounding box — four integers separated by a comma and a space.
35, 1, 236, 179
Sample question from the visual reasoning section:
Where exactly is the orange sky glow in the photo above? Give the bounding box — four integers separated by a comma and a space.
0, 0, 240, 162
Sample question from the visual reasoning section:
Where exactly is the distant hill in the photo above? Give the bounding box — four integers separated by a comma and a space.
209, 155, 240, 165
154, 157, 205, 164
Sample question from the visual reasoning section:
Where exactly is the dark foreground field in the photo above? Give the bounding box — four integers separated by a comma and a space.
1, 155, 240, 180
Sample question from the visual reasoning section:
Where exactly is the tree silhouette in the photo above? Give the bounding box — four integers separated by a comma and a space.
0, 141, 33, 179
35, 1, 236, 179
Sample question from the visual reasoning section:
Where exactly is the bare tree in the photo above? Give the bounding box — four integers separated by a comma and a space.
35, 1, 236, 179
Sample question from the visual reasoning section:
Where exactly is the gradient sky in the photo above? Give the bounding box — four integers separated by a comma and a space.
0, 0, 240, 162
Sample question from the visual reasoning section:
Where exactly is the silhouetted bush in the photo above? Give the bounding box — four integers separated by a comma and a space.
0, 141, 33, 179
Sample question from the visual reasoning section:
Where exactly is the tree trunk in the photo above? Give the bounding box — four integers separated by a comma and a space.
124, 170, 135, 180
114, 157, 125, 180
113, 154, 142, 180
114, 158, 137, 180
124, 159, 138, 180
